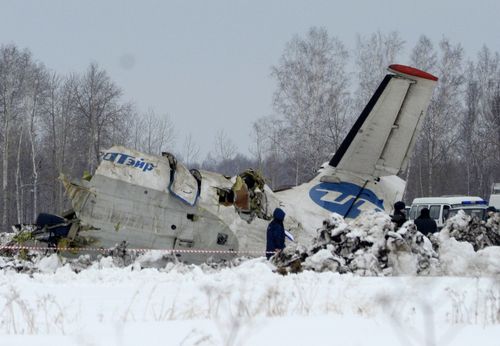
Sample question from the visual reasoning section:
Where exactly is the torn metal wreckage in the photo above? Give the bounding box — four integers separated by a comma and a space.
8, 64, 440, 264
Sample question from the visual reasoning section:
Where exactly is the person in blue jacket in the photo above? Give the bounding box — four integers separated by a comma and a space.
266, 208, 286, 259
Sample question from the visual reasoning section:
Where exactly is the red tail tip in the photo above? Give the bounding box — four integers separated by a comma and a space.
389, 64, 438, 81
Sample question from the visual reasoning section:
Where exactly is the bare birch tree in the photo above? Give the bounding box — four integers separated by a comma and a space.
476, 47, 500, 194
461, 62, 482, 195
404, 35, 439, 198
72, 63, 131, 173
269, 26, 352, 184
128, 109, 176, 155
251, 116, 291, 188
210, 129, 237, 163
23, 63, 50, 220
181, 133, 200, 168
354, 31, 405, 111
43, 72, 63, 212
408, 37, 465, 197
0, 45, 31, 229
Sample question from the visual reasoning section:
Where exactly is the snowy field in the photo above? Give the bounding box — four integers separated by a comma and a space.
1, 212, 500, 346
0, 256, 499, 346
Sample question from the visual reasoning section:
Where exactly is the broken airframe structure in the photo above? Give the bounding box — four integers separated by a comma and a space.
6, 63, 444, 263
11, 146, 303, 263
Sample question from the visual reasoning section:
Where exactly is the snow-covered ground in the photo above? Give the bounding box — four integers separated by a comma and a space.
1, 212, 499, 346
1, 257, 499, 346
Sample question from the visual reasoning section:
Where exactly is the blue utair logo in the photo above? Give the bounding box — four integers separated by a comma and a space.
309, 182, 384, 218
101, 152, 155, 172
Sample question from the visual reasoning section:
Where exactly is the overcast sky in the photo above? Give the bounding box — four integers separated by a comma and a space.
1, 0, 500, 158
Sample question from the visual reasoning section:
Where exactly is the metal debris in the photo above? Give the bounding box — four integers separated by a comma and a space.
272, 212, 439, 276
443, 211, 500, 251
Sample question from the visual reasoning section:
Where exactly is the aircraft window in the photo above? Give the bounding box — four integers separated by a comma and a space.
429, 205, 440, 220
186, 214, 199, 221
217, 233, 228, 245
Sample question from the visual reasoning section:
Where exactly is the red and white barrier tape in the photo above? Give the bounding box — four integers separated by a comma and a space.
0, 245, 273, 255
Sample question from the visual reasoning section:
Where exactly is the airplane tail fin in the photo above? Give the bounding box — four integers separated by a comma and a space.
329, 64, 438, 179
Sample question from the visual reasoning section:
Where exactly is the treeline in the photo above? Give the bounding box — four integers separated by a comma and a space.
1, 28, 500, 229
252, 28, 500, 203
0, 45, 179, 230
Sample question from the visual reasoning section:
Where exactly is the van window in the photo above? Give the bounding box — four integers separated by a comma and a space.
416, 205, 428, 216
448, 208, 486, 220
443, 205, 450, 220
469, 209, 486, 219
429, 205, 440, 220
409, 206, 417, 219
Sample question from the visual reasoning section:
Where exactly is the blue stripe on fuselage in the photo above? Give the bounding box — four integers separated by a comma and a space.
309, 182, 384, 218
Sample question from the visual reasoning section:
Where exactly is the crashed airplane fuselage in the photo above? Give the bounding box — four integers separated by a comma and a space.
61, 147, 297, 263
58, 64, 438, 263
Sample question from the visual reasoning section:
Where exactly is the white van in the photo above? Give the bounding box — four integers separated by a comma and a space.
408, 196, 488, 229
489, 183, 500, 210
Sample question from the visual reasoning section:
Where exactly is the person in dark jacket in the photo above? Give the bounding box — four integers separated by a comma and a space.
486, 206, 497, 218
266, 208, 286, 259
414, 207, 438, 236
391, 201, 407, 229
